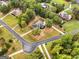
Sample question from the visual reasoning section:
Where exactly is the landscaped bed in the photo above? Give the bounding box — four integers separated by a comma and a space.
23, 28, 59, 43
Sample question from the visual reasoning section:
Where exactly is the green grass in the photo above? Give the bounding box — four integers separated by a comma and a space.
14, 26, 31, 35
0, 12, 4, 18
51, 0, 67, 4
23, 28, 59, 43
3, 15, 18, 28
0, 27, 13, 42
63, 20, 79, 32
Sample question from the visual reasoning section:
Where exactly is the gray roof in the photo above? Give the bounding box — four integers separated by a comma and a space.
76, 0, 79, 3
0, 55, 9, 59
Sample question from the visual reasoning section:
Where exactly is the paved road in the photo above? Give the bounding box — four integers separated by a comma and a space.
0, 19, 35, 53
0, 19, 79, 53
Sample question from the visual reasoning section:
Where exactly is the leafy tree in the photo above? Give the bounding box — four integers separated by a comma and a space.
45, 18, 53, 28
72, 32, 79, 41
53, 16, 62, 25
32, 28, 41, 36
52, 3, 64, 13
0, 5, 11, 14
35, 0, 52, 3
0, 37, 11, 56
10, 0, 21, 8
73, 8, 79, 20
45, 11, 56, 19
73, 55, 79, 59
51, 44, 63, 55
71, 48, 79, 56
18, 9, 35, 28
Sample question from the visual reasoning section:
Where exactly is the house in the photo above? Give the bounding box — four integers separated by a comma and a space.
59, 12, 72, 20
12, 8, 22, 16
41, 3, 48, 8
76, 0, 79, 4
0, 55, 9, 59
0, 0, 8, 6
32, 20, 45, 29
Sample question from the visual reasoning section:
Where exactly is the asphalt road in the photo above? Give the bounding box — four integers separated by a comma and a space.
0, 19, 79, 53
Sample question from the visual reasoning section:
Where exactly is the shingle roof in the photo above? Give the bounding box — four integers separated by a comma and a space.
0, 55, 9, 59
76, 0, 79, 3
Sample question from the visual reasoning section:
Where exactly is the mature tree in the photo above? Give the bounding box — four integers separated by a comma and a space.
32, 28, 41, 36
73, 55, 79, 59
72, 32, 79, 41
53, 16, 62, 25
0, 37, 11, 56
52, 3, 64, 13
51, 44, 63, 55
73, 8, 79, 20
10, 0, 21, 8
45, 18, 53, 28
71, 48, 79, 56
18, 9, 35, 28
45, 11, 56, 19
35, 0, 52, 3
0, 5, 11, 14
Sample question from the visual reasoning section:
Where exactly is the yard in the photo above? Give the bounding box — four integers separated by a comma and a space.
63, 20, 79, 32
23, 28, 59, 43
3, 15, 18, 28
51, 0, 68, 4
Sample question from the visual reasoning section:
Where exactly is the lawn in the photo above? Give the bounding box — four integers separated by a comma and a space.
0, 12, 4, 18
14, 26, 31, 35
63, 20, 79, 32
0, 27, 13, 41
51, 0, 67, 4
23, 28, 59, 43
3, 15, 18, 28
13, 48, 44, 59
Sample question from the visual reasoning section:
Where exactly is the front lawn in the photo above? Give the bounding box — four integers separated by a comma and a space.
23, 28, 59, 43
63, 20, 79, 32
51, 0, 67, 4
3, 15, 18, 28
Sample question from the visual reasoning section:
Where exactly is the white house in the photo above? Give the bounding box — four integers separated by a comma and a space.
32, 20, 45, 29
41, 3, 48, 8
12, 8, 22, 16
59, 12, 72, 20
0, 1, 8, 6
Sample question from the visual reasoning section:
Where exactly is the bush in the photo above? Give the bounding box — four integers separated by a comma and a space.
32, 28, 41, 35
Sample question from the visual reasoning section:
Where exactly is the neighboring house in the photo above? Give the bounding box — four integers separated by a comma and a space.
0, 0, 8, 6
12, 8, 22, 16
76, 0, 79, 4
41, 3, 48, 8
32, 20, 45, 29
0, 55, 9, 59
59, 12, 72, 20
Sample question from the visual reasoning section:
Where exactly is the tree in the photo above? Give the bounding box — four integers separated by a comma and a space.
73, 55, 79, 59
45, 18, 53, 28
26, 9, 35, 20
51, 44, 63, 55
73, 8, 79, 20
53, 16, 62, 25
72, 32, 79, 41
45, 11, 56, 19
18, 9, 35, 28
0, 5, 11, 14
52, 3, 64, 13
10, 0, 21, 8
0, 37, 11, 56
35, 0, 52, 3
32, 28, 41, 36
71, 48, 79, 56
